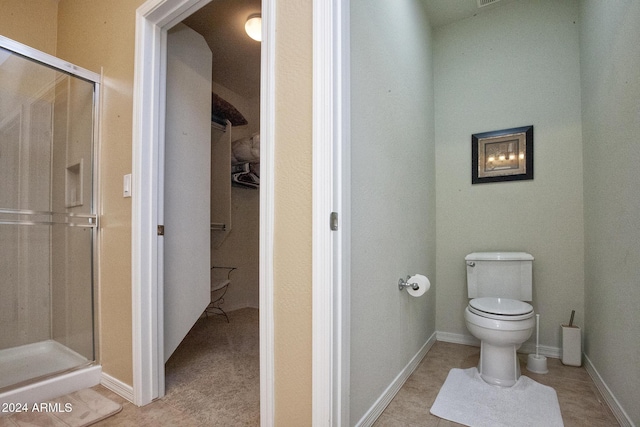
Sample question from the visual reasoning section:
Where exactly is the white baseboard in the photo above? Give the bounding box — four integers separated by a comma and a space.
583, 354, 634, 427
101, 372, 134, 404
436, 331, 479, 347
355, 332, 437, 427
436, 331, 561, 358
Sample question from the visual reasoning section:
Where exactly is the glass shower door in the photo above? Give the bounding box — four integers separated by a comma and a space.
0, 40, 98, 391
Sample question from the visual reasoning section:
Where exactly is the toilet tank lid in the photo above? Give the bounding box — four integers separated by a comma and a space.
465, 252, 534, 261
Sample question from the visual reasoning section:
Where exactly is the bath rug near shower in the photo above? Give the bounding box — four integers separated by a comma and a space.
0, 388, 121, 427
430, 367, 563, 427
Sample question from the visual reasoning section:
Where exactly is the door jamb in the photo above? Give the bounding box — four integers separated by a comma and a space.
312, 0, 350, 425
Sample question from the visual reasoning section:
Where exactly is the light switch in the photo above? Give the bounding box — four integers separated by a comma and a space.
123, 173, 132, 198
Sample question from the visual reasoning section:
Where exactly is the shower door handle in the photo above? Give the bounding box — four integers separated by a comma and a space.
0, 208, 98, 228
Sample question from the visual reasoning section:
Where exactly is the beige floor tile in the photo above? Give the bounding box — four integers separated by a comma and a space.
373, 412, 416, 427
90, 323, 618, 426
380, 341, 619, 427
93, 308, 259, 426
94, 399, 200, 427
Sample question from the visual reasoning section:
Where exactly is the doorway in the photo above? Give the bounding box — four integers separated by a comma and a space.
131, 0, 275, 421
133, 0, 346, 423
160, 2, 261, 423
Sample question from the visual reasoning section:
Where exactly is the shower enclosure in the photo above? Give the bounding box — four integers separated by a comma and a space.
0, 36, 100, 400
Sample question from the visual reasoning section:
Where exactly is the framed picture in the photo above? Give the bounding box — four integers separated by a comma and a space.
472, 125, 533, 184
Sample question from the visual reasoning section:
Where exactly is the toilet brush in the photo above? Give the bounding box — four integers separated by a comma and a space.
527, 313, 548, 374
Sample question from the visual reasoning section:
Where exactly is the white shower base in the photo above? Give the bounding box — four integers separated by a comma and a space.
0, 340, 101, 406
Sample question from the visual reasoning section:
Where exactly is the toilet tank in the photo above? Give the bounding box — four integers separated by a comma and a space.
465, 252, 534, 301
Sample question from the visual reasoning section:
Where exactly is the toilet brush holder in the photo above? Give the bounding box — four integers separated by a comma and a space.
527, 313, 548, 374
561, 325, 582, 366
527, 353, 548, 374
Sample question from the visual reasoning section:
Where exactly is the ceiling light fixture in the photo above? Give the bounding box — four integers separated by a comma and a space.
245, 14, 262, 42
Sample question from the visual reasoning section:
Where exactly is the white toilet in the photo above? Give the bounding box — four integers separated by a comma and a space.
464, 252, 535, 387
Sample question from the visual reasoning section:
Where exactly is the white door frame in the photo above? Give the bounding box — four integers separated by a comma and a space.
130, 0, 275, 423
132, 0, 348, 423
312, 0, 350, 425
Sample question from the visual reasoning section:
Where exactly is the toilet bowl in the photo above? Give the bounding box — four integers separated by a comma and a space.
465, 297, 535, 387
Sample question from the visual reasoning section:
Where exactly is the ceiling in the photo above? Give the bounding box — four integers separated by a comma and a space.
183, 0, 261, 99
182, 0, 515, 100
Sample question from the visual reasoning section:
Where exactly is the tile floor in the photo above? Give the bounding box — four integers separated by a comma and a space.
90, 311, 619, 426
374, 341, 619, 426
93, 308, 259, 426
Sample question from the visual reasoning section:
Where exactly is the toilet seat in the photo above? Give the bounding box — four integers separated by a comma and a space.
468, 297, 534, 321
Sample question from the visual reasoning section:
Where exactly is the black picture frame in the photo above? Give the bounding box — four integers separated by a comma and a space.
472, 125, 533, 184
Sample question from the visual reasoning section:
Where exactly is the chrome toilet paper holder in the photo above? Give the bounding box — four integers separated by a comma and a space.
398, 276, 419, 291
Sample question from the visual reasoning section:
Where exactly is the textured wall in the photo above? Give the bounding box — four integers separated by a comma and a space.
350, 0, 436, 423
56, 0, 146, 385
579, 1, 640, 424
434, 0, 584, 350
273, 0, 313, 424
0, 0, 58, 55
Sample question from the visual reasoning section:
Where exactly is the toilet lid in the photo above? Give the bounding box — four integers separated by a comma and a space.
469, 297, 533, 317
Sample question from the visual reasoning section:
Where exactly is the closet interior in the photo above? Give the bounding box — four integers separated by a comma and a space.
186, 0, 261, 320
162, 1, 261, 423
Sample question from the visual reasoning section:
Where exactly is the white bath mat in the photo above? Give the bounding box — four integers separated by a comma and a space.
0, 388, 121, 427
430, 367, 563, 427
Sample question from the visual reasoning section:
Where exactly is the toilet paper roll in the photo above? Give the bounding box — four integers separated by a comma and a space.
407, 274, 430, 297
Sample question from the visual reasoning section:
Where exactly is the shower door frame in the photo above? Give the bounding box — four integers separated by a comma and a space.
0, 35, 102, 382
